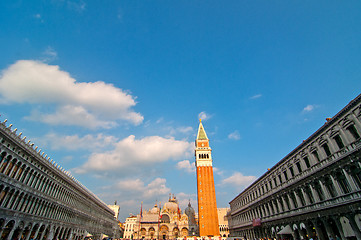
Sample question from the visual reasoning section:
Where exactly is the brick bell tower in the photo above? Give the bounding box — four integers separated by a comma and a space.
195, 119, 219, 237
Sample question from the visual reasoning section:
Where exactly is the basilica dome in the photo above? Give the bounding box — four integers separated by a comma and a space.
185, 202, 195, 216
163, 195, 179, 213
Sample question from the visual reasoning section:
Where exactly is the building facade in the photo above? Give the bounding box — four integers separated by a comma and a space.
133, 195, 197, 240
124, 215, 137, 239
0, 120, 118, 240
228, 94, 361, 240
217, 208, 230, 238
195, 120, 220, 237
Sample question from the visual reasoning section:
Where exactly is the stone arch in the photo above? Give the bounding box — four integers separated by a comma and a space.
0, 185, 8, 206
173, 227, 179, 238
159, 225, 169, 240
0, 154, 12, 173
30, 223, 40, 239
181, 227, 188, 237
20, 166, 30, 183
160, 214, 170, 223
148, 227, 156, 239
22, 222, 32, 240
1, 220, 15, 239
139, 227, 146, 238
10, 159, 20, 178
42, 225, 51, 240
3, 188, 15, 208
8, 189, 20, 209
11, 221, 25, 240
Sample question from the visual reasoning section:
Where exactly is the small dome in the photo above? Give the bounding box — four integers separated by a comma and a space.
185, 202, 195, 216
150, 204, 159, 214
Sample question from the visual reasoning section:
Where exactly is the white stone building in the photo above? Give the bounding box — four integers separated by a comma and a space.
228, 94, 361, 240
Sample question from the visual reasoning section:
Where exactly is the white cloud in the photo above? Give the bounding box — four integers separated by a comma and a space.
39, 132, 118, 151
213, 167, 224, 176
67, 0, 86, 12
42, 46, 58, 63
250, 94, 262, 100
0, 60, 143, 128
302, 104, 315, 113
176, 160, 195, 173
75, 135, 193, 174
26, 106, 117, 129
228, 130, 241, 140
198, 111, 212, 121
220, 172, 257, 190
116, 178, 171, 199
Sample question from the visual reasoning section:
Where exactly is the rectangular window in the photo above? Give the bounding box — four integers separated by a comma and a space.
322, 143, 332, 157
273, 178, 277, 187
296, 162, 302, 173
312, 151, 320, 161
347, 125, 360, 140
303, 156, 311, 168
289, 167, 295, 177
334, 135, 345, 149
278, 175, 282, 184
269, 181, 273, 189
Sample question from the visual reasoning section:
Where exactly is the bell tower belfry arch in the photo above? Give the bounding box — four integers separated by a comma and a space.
195, 119, 219, 237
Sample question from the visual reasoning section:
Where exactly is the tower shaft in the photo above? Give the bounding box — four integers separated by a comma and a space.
195, 121, 219, 237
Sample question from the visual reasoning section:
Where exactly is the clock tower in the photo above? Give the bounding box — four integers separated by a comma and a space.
195, 120, 220, 237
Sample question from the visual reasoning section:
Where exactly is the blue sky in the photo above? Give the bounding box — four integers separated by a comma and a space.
1, 0, 361, 221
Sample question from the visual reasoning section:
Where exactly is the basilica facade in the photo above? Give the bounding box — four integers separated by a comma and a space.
228, 94, 361, 240
133, 195, 198, 240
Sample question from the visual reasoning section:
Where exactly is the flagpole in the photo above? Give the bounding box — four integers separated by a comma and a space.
138, 201, 143, 240
157, 201, 161, 240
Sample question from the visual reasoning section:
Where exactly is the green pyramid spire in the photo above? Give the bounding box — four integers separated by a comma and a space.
197, 119, 208, 140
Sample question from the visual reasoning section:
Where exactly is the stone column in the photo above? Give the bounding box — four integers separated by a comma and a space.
316, 145, 327, 161
281, 196, 289, 211
350, 114, 361, 137
330, 174, 343, 196
310, 184, 320, 202
294, 191, 303, 207
300, 188, 310, 205
299, 226, 308, 240
267, 202, 273, 215
342, 168, 358, 191
0, 228, 4, 239
321, 218, 336, 239
325, 135, 337, 153
287, 194, 295, 210
24, 227, 32, 240
276, 199, 283, 213
319, 179, 331, 199
311, 219, 326, 240
46, 227, 54, 240
339, 128, 352, 145
331, 216, 346, 240
33, 226, 41, 240
5, 227, 16, 240
346, 213, 361, 239
305, 223, 314, 240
